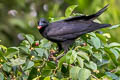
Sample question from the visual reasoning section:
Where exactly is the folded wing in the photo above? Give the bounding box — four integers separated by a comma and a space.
46, 21, 110, 41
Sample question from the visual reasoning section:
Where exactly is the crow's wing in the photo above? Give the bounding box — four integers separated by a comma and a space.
46, 21, 110, 41
63, 4, 109, 21
46, 4, 109, 41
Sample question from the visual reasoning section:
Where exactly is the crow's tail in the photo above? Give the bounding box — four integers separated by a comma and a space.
87, 4, 109, 20
80, 23, 111, 36
92, 24, 111, 31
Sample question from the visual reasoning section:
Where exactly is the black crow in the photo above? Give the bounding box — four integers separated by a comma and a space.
37, 4, 111, 59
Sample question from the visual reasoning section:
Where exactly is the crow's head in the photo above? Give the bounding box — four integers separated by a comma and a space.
37, 18, 49, 30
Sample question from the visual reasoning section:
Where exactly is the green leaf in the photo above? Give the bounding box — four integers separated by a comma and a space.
24, 60, 34, 70
0, 50, 7, 61
70, 50, 77, 64
90, 33, 101, 49
19, 46, 30, 54
85, 61, 97, 70
105, 72, 118, 79
114, 47, 120, 53
49, 17, 65, 22
93, 53, 102, 62
104, 48, 118, 66
78, 68, 91, 80
102, 75, 112, 80
8, 58, 25, 66
65, 5, 78, 17
25, 34, 35, 45
108, 42, 120, 48
5, 47, 19, 58
0, 45, 7, 51
41, 69, 52, 76
110, 48, 119, 60
96, 33, 107, 43
58, 54, 66, 69
46, 61, 56, 69
35, 48, 44, 57
44, 76, 50, 80
20, 40, 30, 48
77, 56, 84, 68
27, 68, 38, 80
58, 50, 77, 68
3, 63, 11, 72
70, 66, 81, 80
77, 51, 89, 61
0, 72, 4, 80
40, 39, 52, 49
109, 24, 120, 29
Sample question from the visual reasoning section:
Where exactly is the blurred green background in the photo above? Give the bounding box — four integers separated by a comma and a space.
0, 0, 120, 46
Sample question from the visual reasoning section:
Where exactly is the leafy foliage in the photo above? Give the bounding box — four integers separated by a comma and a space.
0, 5, 120, 80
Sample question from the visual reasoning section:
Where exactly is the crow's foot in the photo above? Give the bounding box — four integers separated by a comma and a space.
48, 49, 58, 61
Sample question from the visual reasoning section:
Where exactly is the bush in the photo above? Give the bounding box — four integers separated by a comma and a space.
0, 5, 120, 80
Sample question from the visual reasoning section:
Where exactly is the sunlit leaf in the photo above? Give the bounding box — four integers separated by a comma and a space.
25, 34, 35, 45
108, 42, 120, 48
8, 58, 25, 66
93, 53, 102, 62
35, 48, 44, 57
3, 63, 11, 72
70, 66, 81, 80
58, 50, 77, 68
104, 48, 118, 66
109, 24, 120, 29
40, 39, 52, 49
96, 33, 107, 43
85, 61, 97, 70
77, 51, 89, 61
110, 48, 119, 60
65, 5, 78, 17
0, 45, 7, 51
19, 46, 30, 54
0, 72, 4, 80
77, 56, 84, 68
78, 68, 91, 80
44, 76, 50, 80
90, 33, 101, 49
20, 40, 30, 48
70, 50, 77, 64
24, 60, 34, 70
5, 47, 19, 58
105, 72, 118, 80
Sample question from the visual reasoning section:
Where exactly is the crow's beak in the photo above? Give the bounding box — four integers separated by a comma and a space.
37, 26, 42, 30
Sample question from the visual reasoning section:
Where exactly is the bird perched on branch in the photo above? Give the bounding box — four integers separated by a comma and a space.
37, 4, 111, 60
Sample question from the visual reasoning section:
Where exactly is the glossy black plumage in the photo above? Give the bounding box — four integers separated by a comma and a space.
38, 5, 111, 56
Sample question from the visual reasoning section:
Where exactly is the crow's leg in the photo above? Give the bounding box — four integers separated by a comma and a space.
48, 43, 62, 61
56, 40, 74, 60
48, 51, 56, 61
56, 48, 68, 60
53, 43, 62, 56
